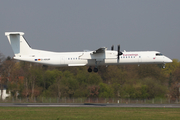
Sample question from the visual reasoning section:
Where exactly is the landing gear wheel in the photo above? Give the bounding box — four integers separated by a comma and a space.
93, 68, 98, 73
88, 67, 92, 72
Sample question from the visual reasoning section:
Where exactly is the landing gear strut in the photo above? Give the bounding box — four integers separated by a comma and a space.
88, 61, 99, 73
94, 61, 98, 73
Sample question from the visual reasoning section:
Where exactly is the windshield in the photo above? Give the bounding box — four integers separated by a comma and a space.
156, 53, 163, 56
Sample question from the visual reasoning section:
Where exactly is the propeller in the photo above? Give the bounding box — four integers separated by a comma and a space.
117, 45, 123, 61
111, 45, 114, 50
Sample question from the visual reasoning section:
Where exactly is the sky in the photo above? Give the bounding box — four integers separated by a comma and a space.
0, 0, 180, 60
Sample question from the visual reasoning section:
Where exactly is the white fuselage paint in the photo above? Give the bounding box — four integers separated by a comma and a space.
14, 49, 172, 66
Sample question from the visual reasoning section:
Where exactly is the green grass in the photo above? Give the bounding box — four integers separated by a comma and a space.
0, 107, 180, 120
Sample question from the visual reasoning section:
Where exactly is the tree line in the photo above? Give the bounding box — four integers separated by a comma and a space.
0, 52, 180, 100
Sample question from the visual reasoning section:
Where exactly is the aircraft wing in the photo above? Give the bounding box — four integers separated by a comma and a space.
92, 47, 107, 54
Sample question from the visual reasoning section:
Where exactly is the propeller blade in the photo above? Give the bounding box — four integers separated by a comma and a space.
117, 44, 123, 62
117, 44, 123, 56
118, 54, 120, 60
111, 45, 114, 50
118, 45, 120, 52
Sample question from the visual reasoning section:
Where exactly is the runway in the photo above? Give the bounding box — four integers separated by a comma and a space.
0, 103, 180, 108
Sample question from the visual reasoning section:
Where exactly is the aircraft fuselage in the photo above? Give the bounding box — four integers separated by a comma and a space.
14, 49, 172, 66
5, 32, 172, 72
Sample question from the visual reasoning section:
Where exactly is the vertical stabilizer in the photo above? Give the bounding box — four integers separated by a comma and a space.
5, 32, 32, 57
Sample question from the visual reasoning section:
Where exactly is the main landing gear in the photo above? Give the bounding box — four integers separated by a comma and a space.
88, 61, 99, 73
88, 67, 98, 73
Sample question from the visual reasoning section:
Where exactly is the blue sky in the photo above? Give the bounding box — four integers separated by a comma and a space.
0, 0, 180, 60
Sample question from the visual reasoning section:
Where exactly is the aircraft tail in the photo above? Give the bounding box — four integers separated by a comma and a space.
5, 32, 32, 57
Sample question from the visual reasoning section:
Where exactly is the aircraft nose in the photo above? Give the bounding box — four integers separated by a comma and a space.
164, 57, 172, 63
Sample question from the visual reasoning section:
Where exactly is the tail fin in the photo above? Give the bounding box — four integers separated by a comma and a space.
5, 32, 32, 57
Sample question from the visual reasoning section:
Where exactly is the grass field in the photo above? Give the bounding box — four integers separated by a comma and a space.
0, 107, 180, 120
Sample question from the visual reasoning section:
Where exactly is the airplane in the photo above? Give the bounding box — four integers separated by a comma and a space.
5, 32, 172, 72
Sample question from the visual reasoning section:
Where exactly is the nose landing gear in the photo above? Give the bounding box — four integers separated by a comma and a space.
162, 63, 166, 69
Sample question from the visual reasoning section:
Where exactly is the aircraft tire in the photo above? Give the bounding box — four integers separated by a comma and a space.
88, 68, 92, 72
93, 68, 98, 73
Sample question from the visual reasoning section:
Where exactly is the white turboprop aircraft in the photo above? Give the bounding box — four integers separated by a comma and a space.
5, 32, 172, 72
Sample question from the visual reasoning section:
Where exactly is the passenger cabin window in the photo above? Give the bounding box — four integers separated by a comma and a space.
156, 53, 163, 56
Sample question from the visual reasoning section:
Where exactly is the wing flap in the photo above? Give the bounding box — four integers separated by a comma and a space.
68, 64, 86, 66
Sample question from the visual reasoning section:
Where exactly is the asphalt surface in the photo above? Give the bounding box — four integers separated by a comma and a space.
0, 103, 180, 108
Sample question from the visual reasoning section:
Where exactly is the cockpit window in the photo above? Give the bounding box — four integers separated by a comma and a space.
156, 53, 163, 56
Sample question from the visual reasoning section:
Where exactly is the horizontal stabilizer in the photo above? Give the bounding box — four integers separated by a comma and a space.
5, 32, 24, 36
